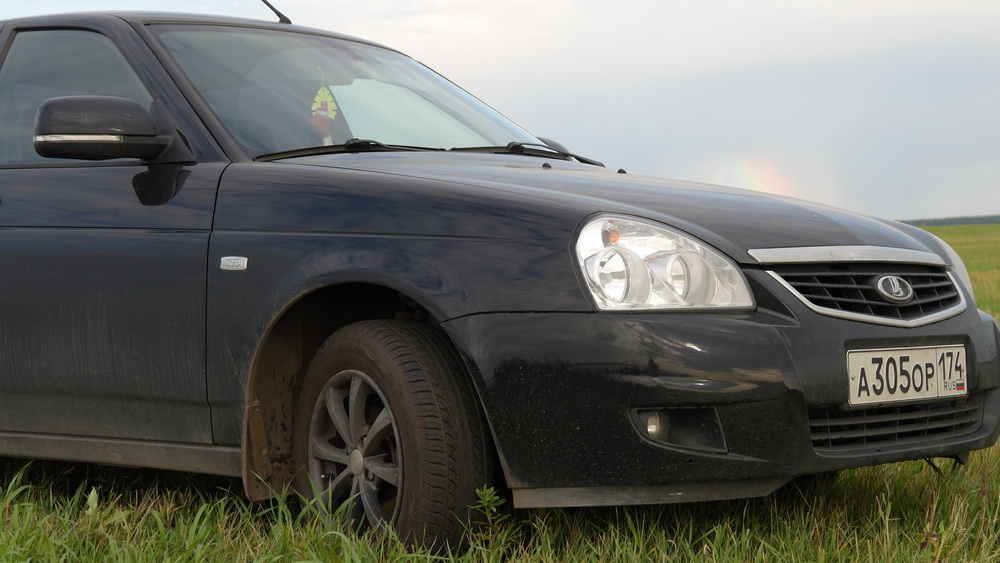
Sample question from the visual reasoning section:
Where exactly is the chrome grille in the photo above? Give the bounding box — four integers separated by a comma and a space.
766, 263, 964, 327
809, 396, 983, 453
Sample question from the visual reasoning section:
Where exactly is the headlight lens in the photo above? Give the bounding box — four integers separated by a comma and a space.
575, 215, 754, 310
934, 235, 976, 302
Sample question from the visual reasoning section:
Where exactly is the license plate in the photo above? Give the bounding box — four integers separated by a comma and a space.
847, 345, 967, 406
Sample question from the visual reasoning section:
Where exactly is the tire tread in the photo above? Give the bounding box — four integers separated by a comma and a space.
292, 319, 491, 548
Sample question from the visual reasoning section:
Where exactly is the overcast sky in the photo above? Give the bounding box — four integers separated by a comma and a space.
8, 1, 1000, 220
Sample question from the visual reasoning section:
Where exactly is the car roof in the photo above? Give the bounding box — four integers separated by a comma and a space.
0, 11, 390, 51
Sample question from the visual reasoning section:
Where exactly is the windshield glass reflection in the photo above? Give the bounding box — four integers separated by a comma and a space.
153, 25, 538, 156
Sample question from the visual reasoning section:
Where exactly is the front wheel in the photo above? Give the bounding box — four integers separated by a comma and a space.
292, 320, 491, 547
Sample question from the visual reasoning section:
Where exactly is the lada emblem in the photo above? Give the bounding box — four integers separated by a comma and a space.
875, 275, 914, 303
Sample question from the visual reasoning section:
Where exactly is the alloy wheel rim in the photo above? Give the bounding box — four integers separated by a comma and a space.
307, 369, 402, 528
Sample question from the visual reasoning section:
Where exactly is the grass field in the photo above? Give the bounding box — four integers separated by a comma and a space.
926, 224, 1000, 319
1, 224, 998, 561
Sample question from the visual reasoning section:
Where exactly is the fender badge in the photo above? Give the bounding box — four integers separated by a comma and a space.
220, 256, 248, 271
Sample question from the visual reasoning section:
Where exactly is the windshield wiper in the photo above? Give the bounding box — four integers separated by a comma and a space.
254, 139, 442, 162
450, 142, 604, 167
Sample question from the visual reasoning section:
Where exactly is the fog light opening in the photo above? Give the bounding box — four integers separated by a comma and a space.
641, 409, 670, 442
632, 407, 728, 453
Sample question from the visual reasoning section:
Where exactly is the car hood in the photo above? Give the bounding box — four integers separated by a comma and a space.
284, 152, 939, 264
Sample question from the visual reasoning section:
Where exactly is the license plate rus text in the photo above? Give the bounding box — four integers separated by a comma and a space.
847, 345, 967, 406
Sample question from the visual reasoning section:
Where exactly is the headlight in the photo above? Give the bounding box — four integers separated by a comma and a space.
934, 235, 976, 302
575, 215, 754, 310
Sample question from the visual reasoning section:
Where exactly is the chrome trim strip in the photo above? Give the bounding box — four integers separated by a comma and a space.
765, 270, 967, 328
34, 134, 123, 143
748, 246, 945, 266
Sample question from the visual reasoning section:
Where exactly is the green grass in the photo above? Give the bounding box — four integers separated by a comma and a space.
5, 456, 1000, 561
926, 224, 1000, 318
1, 224, 998, 561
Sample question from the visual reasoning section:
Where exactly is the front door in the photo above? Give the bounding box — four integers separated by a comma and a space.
0, 27, 222, 443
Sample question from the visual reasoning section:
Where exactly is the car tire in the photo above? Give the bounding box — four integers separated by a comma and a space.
292, 319, 491, 547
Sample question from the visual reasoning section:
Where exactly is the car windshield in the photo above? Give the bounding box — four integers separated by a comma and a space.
151, 25, 539, 156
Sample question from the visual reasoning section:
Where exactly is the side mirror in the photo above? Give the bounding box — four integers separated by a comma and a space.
34, 96, 175, 161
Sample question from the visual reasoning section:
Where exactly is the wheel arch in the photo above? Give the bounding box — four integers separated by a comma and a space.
239, 280, 492, 501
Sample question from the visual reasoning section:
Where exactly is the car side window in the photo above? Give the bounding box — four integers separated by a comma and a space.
0, 29, 153, 164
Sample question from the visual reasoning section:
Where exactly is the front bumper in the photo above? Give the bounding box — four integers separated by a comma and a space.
444, 306, 1000, 508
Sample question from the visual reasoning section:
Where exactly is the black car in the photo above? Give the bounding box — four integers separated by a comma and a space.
1, 9, 998, 547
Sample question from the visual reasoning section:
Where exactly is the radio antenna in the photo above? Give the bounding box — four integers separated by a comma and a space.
261, 0, 292, 24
